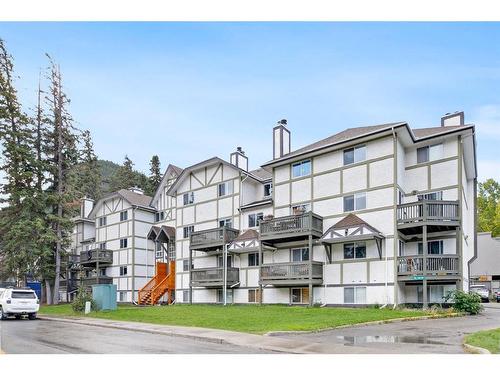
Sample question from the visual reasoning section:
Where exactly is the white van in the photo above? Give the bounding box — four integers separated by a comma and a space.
0, 287, 40, 320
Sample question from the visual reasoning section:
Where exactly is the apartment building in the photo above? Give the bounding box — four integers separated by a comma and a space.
70, 112, 477, 308
470, 232, 500, 294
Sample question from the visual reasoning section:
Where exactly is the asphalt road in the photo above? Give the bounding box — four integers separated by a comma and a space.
274, 303, 500, 354
0, 319, 269, 354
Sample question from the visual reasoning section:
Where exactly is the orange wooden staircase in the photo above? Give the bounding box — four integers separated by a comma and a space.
138, 261, 176, 305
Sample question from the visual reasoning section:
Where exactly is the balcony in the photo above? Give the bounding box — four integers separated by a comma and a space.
397, 200, 460, 235
189, 227, 239, 251
191, 267, 240, 288
259, 212, 323, 244
260, 261, 323, 286
59, 278, 79, 292
397, 255, 460, 280
81, 276, 113, 288
79, 249, 113, 266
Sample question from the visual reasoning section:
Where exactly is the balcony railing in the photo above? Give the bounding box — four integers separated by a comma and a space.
79, 249, 113, 265
80, 276, 113, 287
191, 267, 240, 287
259, 212, 323, 241
189, 227, 239, 250
260, 261, 323, 285
397, 200, 459, 225
397, 255, 459, 276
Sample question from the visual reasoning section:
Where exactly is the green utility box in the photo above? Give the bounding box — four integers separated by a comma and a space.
92, 284, 117, 311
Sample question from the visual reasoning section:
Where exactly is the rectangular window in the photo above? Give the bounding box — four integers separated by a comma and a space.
264, 183, 273, 197
291, 160, 311, 178
344, 287, 366, 304
398, 240, 405, 256
120, 211, 128, 221
120, 238, 128, 248
183, 290, 189, 302
248, 289, 261, 303
291, 288, 309, 304
418, 191, 443, 201
216, 289, 233, 304
155, 212, 165, 222
248, 212, 264, 228
217, 255, 232, 268
120, 266, 128, 276
98, 217, 107, 227
292, 248, 309, 262
418, 240, 443, 255
248, 252, 260, 267
292, 203, 310, 215
218, 181, 234, 197
343, 145, 366, 165
343, 192, 366, 212
99, 242, 106, 250
343, 242, 366, 259
219, 218, 232, 228
119, 292, 126, 302
183, 192, 194, 205
398, 190, 404, 205
417, 144, 443, 164
183, 225, 194, 239
155, 242, 163, 258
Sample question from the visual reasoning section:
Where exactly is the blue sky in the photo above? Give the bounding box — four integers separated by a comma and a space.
0, 22, 499, 181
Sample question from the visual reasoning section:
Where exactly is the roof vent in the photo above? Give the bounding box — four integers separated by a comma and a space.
441, 111, 464, 127
128, 186, 144, 195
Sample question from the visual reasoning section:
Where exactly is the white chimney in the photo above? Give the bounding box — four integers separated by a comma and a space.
230, 146, 248, 171
441, 111, 464, 127
273, 119, 291, 159
128, 186, 144, 195
81, 197, 94, 219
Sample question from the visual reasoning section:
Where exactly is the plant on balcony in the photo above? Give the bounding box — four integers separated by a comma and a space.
263, 214, 274, 221
71, 286, 97, 313
444, 290, 483, 315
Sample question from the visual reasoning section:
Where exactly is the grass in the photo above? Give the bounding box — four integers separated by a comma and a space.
40, 304, 446, 335
465, 328, 500, 354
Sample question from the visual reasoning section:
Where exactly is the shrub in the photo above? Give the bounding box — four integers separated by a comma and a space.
71, 286, 97, 313
444, 290, 483, 315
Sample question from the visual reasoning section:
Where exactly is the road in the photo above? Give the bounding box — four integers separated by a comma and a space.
0, 319, 269, 354
273, 303, 500, 354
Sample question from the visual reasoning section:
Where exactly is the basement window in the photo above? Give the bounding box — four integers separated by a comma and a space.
344, 287, 366, 304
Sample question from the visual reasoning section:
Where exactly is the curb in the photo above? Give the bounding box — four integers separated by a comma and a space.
463, 342, 491, 354
265, 313, 461, 336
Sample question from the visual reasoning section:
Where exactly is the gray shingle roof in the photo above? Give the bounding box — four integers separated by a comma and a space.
249, 167, 272, 180
117, 189, 153, 208
412, 125, 468, 139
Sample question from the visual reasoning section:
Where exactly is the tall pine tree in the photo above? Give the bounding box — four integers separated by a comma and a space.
147, 155, 161, 195
110, 155, 136, 191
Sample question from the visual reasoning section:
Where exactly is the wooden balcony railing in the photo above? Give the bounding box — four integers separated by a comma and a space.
191, 267, 240, 286
189, 227, 239, 250
397, 255, 459, 276
259, 212, 323, 241
260, 261, 323, 284
79, 249, 113, 265
80, 276, 113, 287
397, 200, 459, 225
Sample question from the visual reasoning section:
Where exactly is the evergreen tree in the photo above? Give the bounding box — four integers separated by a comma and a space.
147, 154, 161, 195
110, 155, 136, 191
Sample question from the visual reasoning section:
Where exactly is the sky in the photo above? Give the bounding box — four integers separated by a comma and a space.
0, 22, 499, 181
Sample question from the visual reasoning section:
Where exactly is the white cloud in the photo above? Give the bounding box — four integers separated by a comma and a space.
477, 160, 500, 183
470, 104, 500, 139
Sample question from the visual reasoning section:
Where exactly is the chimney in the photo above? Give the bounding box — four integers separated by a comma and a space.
128, 186, 144, 195
273, 119, 291, 159
230, 146, 248, 171
441, 111, 464, 127
80, 197, 94, 219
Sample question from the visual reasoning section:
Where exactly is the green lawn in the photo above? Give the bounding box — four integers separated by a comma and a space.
465, 328, 500, 354
40, 304, 445, 334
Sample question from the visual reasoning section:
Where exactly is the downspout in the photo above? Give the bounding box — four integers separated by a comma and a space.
131, 206, 136, 303
390, 126, 397, 309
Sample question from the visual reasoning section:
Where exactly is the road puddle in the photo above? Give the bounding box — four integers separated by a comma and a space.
336, 335, 448, 346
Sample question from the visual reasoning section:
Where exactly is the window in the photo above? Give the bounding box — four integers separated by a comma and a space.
344, 286, 366, 304
219, 218, 232, 228
183, 192, 194, 205
291, 288, 309, 304
292, 203, 310, 215
119, 292, 127, 302
264, 183, 273, 197
418, 240, 443, 255
155, 242, 163, 258
218, 181, 234, 197
183, 290, 189, 302
217, 289, 233, 303
217, 255, 232, 268
248, 252, 260, 267
398, 190, 404, 205
183, 225, 194, 239
343, 242, 366, 259
292, 248, 309, 262
120, 210, 128, 221
343, 192, 366, 212
119, 266, 128, 276
120, 238, 128, 248
418, 191, 443, 201
292, 160, 311, 178
248, 212, 264, 228
182, 260, 190, 272
417, 143, 443, 164
98, 242, 106, 250
343, 145, 366, 165
155, 212, 165, 222
248, 289, 261, 303
98, 216, 107, 227
398, 240, 405, 256
11, 291, 36, 299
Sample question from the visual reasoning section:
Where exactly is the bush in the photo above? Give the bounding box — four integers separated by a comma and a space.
71, 286, 97, 313
444, 290, 483, 315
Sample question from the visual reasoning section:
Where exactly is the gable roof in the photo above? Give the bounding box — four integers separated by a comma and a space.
249, 167, 272, 181
151, 163, 184, 206
412, 125, 473, 139
89, 189, 153, 218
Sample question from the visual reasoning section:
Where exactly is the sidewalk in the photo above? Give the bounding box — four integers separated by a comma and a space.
39, 315, 372, 354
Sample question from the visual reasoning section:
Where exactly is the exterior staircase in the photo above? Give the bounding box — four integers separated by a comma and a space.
138, 261, 176, 305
